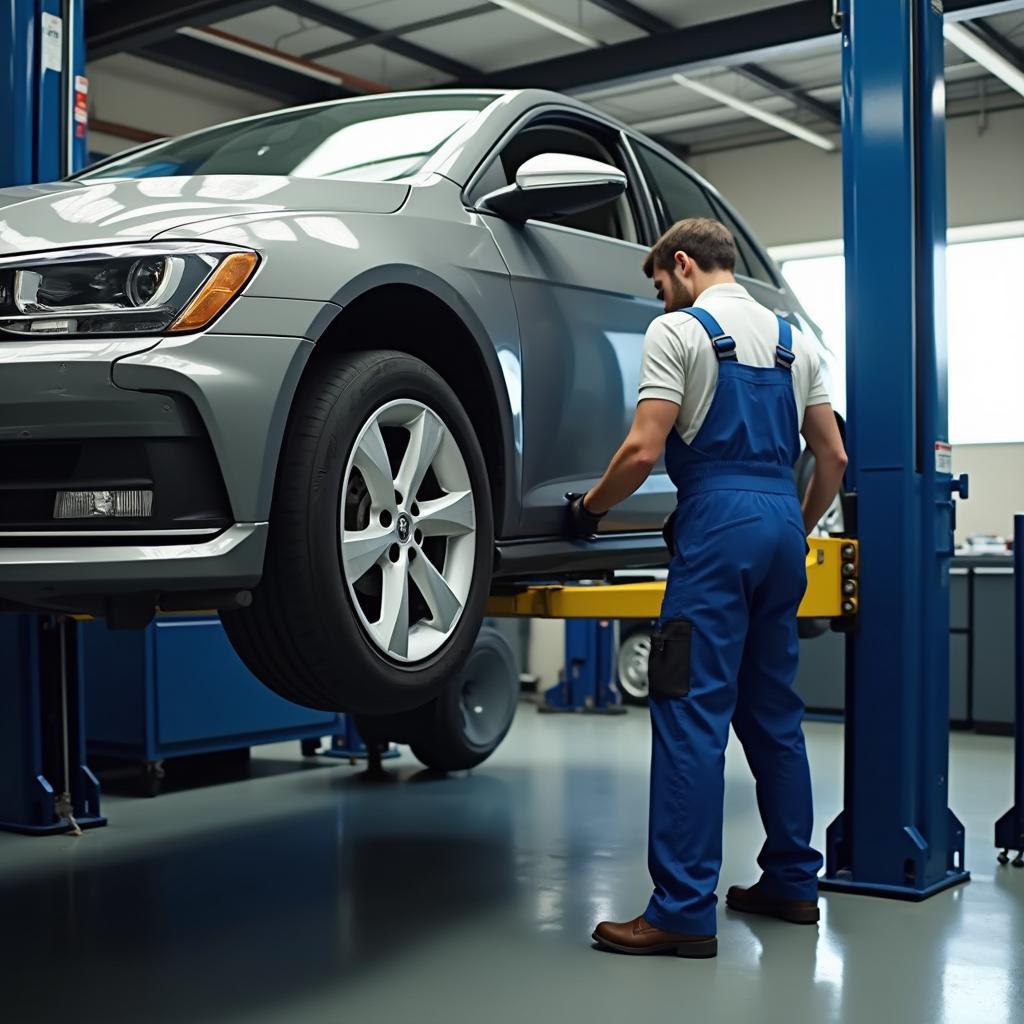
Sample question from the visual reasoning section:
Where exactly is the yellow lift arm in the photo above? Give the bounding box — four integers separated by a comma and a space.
486, 536, 859, 621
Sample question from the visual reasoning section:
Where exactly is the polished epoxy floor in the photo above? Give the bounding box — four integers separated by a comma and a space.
1, 709, 1021, 1023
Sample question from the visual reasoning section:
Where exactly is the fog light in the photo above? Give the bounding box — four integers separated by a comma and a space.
54, 489, 153, 519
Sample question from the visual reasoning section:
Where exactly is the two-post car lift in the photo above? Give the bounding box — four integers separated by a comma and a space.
3, 0, 1019, 886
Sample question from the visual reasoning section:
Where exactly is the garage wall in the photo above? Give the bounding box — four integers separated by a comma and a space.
953, 444, 1024, 543
688, 106, 1024, 246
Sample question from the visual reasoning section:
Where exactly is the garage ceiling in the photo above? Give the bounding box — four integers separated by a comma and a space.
84, 0, 1024, 156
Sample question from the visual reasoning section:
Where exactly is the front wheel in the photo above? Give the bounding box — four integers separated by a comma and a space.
223, 350, 494, 715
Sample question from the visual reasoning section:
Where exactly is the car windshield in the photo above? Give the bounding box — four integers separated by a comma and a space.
78, 93, 496, 184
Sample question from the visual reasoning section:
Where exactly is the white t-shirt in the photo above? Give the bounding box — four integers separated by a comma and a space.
638, 282, 831, 443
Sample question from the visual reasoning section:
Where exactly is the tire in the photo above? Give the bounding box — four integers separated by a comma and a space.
616, 622, 652, 705
222, 350, 494, 715
356, 625, 519, 772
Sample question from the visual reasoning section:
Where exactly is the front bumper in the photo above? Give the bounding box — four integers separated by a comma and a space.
0, 523, 267, 612
0, 300, 321, 610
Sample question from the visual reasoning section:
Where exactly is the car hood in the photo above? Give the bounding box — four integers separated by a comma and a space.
0, 175, 409, 256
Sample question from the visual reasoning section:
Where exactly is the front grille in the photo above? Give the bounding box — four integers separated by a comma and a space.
0, 437, 233, 543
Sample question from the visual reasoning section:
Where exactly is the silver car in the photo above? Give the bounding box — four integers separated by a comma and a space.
0, 89, 819, 714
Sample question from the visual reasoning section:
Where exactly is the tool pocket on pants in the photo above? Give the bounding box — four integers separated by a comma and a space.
649, 620, 693, 699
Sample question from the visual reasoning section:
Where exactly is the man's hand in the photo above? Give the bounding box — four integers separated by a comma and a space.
566, 492, 606, 540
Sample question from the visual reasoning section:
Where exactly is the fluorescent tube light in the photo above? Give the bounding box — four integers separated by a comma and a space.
671, 73, 837, 152
489, 0, 601, 49
943, 21, 1024, 100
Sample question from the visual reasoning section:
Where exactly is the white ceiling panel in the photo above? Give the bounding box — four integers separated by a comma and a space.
302, 0, 483, 34
214, 2, 453, 89
493, 0, 647, 45
406, 10, 586, 73
318, 43, 456, 88
214, 4, 352, 55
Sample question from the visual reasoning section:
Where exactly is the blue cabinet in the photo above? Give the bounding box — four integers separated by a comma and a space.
81, 616, 340, 762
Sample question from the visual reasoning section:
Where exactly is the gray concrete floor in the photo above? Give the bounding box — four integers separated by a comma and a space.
1, 709, 1021, 1023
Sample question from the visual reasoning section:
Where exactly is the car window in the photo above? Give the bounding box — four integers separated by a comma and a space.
632, 142, 755, 279
479, 121, 641, 244
708, 196, 779, 287
77, 94, 495, 184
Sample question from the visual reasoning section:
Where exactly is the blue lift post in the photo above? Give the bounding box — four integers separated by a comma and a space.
0, 616, 105, 835
0, 0, 88, 187
994, 514, 1024, 867
541, 619, 626, 714
0, 1, 96, 834
820, 0, 970, 899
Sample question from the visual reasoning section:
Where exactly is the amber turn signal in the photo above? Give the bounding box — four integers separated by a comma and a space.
169, 252, 259, 332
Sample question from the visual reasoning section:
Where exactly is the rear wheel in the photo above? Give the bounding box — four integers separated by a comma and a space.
616, 623, 652, 705
356, 625, 519, 772
222, 350, 494, 714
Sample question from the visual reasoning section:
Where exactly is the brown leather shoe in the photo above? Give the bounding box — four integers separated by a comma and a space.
592, 916, 717, 958
726, 882, 819, 924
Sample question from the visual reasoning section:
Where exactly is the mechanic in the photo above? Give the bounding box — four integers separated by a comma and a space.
567, 217, 848, 959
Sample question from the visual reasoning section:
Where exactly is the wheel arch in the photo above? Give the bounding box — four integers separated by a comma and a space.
304, 269, 520, 538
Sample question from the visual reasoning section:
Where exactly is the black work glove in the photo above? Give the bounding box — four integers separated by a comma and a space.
662, 510, 677, 557
565, 492, 606, 540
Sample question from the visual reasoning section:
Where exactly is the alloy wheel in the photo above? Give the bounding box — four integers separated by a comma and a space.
617, 630, 651, 701
340, 399, 477, 663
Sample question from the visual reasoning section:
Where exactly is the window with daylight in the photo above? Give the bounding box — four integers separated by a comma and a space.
779, 233, 1024, 445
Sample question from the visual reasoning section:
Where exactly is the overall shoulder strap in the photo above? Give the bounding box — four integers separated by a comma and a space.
774, 315, 796, 371
677, 306, 737, 362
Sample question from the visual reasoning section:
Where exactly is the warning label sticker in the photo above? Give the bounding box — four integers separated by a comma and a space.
41, 12, 62, 73
935, 441, 952, 475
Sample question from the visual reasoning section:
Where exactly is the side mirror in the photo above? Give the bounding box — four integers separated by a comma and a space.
479, 152, 627, 223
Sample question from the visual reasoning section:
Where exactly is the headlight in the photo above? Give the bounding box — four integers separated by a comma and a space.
0, 242, 259, 338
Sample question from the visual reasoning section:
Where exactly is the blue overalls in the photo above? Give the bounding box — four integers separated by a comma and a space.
644, 305, 823, 938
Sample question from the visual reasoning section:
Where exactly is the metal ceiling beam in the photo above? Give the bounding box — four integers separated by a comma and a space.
468, 0, 1024, 92
140, 33, 351, 105
945, 0, 1024, 19
303, 5, 494, 62
966, 18, 1024, 70
468, 1, 839, 91
734, 64, 841, 126
87, 0, 273, 59
584, 0, 672, 34
586, 5, 841, 133
278, 0, 478, 79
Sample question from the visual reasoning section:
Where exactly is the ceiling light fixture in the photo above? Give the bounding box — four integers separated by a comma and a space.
943, 21, 1024, 100
671, 73, 836, 152
489, 0, 602, 49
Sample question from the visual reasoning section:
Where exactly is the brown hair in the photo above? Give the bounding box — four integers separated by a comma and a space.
642, 217, 737, 277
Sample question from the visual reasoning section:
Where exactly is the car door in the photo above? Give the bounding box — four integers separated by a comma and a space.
470, 112, 670, 537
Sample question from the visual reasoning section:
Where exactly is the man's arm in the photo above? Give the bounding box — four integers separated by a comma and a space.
800, 403, 849, 534
583, 399, 680, 515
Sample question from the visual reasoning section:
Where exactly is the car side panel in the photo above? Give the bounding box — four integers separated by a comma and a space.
483, 217, 674, 536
